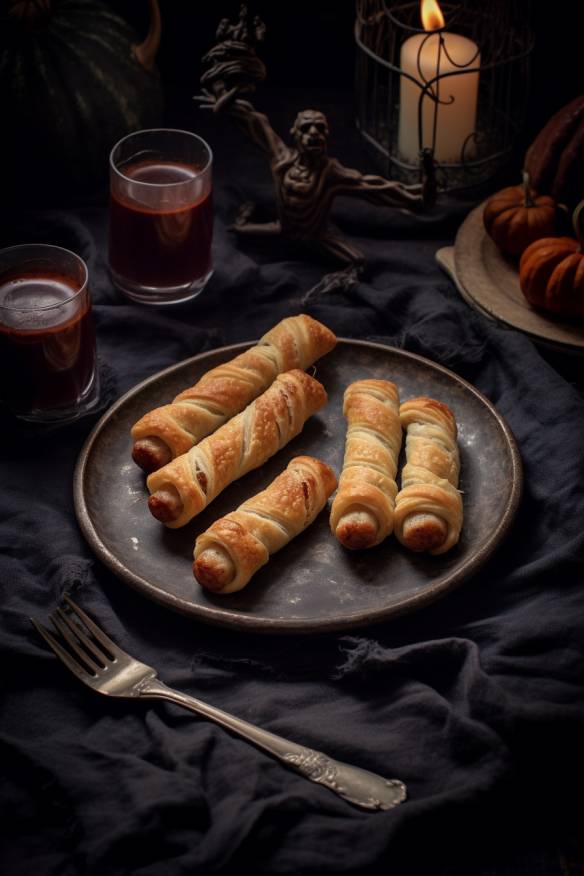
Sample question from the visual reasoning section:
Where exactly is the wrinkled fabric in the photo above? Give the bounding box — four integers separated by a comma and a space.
1, 97, 584, 876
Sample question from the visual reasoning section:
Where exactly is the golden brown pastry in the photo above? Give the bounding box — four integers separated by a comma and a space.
147, 370, 327, 528
394, 397, 463, 555
193, 456, 337, 593
131, 314, 336, 473
330, 380, 402, 549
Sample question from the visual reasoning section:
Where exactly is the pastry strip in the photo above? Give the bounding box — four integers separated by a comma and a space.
330, 380, 402, 549
193, 456, 337, 593
394, 397, 463, 554
131, 314, 336, 472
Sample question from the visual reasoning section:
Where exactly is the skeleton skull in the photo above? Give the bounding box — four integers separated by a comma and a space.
290, 110, 329, 156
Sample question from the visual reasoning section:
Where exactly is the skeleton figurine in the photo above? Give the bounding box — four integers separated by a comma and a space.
196, 13, 435, 274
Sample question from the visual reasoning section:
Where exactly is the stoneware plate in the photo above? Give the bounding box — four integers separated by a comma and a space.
74, 340, 522, 634
436, 203, 584, 356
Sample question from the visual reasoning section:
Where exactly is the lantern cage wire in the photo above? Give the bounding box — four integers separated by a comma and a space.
354, 0, 535, 193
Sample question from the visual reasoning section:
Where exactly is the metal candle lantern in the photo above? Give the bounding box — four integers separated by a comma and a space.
355, 0, 534, 193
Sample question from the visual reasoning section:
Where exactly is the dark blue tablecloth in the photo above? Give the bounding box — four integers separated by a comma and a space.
2, 95, 584, 875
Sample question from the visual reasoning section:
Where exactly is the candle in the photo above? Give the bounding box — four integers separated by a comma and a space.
398, 0, 480, 164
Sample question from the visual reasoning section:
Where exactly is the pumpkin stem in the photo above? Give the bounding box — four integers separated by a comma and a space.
522, 170, 535, 208
573, 199, 584, 250
133, 0, 161, 72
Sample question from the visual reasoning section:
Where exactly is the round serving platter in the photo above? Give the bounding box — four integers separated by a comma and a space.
74, 339, 522, 634
436, 203, 584, 356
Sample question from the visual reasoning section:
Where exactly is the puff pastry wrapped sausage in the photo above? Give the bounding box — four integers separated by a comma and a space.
131, 314, 336, 473
330, 380, 403, 549
193, 456, 337, 593
147, 369, 327, 528
394, 397, 463, 554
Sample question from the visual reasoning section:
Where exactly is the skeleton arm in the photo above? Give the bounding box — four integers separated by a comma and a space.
330, 161, 424, 208
228, 99, 290, 162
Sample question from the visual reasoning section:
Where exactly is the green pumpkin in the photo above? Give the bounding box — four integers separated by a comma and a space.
0, 0, 164, 205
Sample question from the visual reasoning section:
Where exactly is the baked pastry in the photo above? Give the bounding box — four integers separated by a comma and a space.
193, 456, 337, 593
131, 314, 336, 473
330, 380, 402, 549
147, 370, 327, 528
394, 397, 463, 555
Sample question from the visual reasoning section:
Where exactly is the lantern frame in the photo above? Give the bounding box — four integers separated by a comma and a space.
354, 0, 535, 192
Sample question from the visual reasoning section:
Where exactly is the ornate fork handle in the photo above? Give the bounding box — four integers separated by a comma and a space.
141, 678, 406, 811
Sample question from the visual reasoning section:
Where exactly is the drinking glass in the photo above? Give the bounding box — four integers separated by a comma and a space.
0, 244, 99, 423
108, 128, 213, 305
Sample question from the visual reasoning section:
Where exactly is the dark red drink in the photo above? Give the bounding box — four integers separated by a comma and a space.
0, 273, 96, 416
109, 160, 213, 290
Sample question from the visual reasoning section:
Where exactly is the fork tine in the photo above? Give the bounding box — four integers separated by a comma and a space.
50, 609, 104, 674
62, 595, 123, 658
30, 617, 96, 686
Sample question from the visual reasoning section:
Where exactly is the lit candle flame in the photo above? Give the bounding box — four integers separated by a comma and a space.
421, 0, 445, 31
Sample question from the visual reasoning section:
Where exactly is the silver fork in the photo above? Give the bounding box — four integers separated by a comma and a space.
31, 596, 406, 809
31, 596, 406, 812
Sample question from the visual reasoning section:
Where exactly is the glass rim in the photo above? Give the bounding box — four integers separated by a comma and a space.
0, 243, 89, 313
109, 127, 213, 187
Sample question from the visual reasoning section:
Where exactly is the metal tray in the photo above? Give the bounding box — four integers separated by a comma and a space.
74, 339, 522, 634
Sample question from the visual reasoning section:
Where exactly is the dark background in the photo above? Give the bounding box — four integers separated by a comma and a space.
114, 0, 582, 148
2, 0, 581, 211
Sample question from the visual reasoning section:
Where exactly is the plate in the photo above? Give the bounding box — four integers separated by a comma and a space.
436, 204, 584, 356
74, 340, 522, 634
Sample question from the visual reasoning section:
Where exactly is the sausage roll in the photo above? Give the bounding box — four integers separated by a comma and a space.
147, 369, 327, 528
131, 314, 336, 473
330, 380, 402, 549
394, 397, 463, 555
193, 456, 337, 594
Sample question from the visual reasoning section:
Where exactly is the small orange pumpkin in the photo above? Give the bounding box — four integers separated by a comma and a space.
483, 173, 557, 257
519, 200, 584, 316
